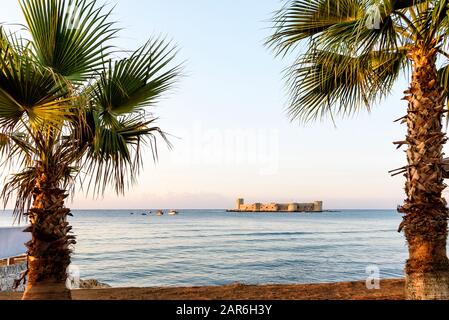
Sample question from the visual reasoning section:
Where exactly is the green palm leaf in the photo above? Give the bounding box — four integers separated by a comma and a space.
0, 38, 71, 129
268, 0, 365, 55
0, 131, 34, 168
0, 1, 181, 220
269, 0, 401, 60
20, 0, 118, 83
438, 64, 449, 106
81, 111, 171, 195
91, 38, 181, 118
392, 0, 429, 10
73, 38, 181, 195
266, 0, 444, 123
287, 49, 406, 122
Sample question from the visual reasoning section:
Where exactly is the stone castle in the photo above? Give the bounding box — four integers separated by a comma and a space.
229, 199, 323, 213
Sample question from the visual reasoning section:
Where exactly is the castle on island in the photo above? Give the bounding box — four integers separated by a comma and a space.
228, 198, 323, 213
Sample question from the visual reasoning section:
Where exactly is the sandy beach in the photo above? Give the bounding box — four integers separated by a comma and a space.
0, 279, 405, 300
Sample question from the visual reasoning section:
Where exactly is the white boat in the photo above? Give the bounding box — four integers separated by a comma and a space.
168, 210, 179, 216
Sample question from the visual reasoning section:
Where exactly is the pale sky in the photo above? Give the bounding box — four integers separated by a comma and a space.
0, 0, 435, 210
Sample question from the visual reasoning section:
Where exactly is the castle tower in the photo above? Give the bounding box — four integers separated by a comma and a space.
288, 203, 299, 212
236, 198, 244, 210
314, 201, 323, 212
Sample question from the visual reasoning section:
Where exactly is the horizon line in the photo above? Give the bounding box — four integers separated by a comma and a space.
2, 208, 399, 211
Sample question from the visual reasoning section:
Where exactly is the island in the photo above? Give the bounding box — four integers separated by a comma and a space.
227, 199, 323, 213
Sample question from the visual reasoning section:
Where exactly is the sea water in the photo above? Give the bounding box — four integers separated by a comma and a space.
0, 209, 406, 287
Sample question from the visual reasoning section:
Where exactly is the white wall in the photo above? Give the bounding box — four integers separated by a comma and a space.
0, 227, 31, 260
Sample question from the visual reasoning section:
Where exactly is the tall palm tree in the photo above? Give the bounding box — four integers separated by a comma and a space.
268, 0, 449, 299
0, 0, 181, 300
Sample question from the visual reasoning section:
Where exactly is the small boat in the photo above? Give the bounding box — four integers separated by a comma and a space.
156, 210, 164, 216
168, 210, 179, 216
141, 213, 147, 216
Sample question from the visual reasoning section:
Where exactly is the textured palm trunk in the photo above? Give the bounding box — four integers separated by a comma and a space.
399, 43, 449, 300
22, 171, 75, 300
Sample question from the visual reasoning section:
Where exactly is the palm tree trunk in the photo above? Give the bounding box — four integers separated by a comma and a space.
22, 172, 74, 300
400, 43, 449, 300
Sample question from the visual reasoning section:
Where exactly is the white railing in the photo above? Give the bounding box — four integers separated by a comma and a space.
0, 227, 31, 261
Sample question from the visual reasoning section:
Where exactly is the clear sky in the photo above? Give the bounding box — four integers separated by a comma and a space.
0, 0, 437, 210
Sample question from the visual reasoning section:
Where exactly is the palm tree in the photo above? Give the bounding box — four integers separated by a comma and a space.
268, 0, 449, 299
0, 0, 181, 300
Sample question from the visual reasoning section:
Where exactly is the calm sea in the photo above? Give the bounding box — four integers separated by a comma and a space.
0, 209, 407, 287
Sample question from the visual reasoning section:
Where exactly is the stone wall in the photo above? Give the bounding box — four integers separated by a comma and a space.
234, 199, 323, 212
0, 263, 27, 292
297, 203, 315, 212
260, 203, 279, 212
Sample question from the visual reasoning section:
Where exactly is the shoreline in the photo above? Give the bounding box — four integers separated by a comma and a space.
0, 279, 405, 300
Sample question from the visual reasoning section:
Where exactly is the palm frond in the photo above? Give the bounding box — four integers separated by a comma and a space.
286, 49, 407, 122
91, 38, 181, 118
439, 63, 449, 106
0, 131, 34, 169
391, 0, 429, 10
19, 0, 118, 83
0, 40, 72, 130
268, 0, 365, 55
428, 0, 449, 44
0, 27, 11, 51
268, 0, 401, 61
80, 111, 171, 196
1, 167, 37, 219
267, 0, 438, 124
1, 1, 181, 218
